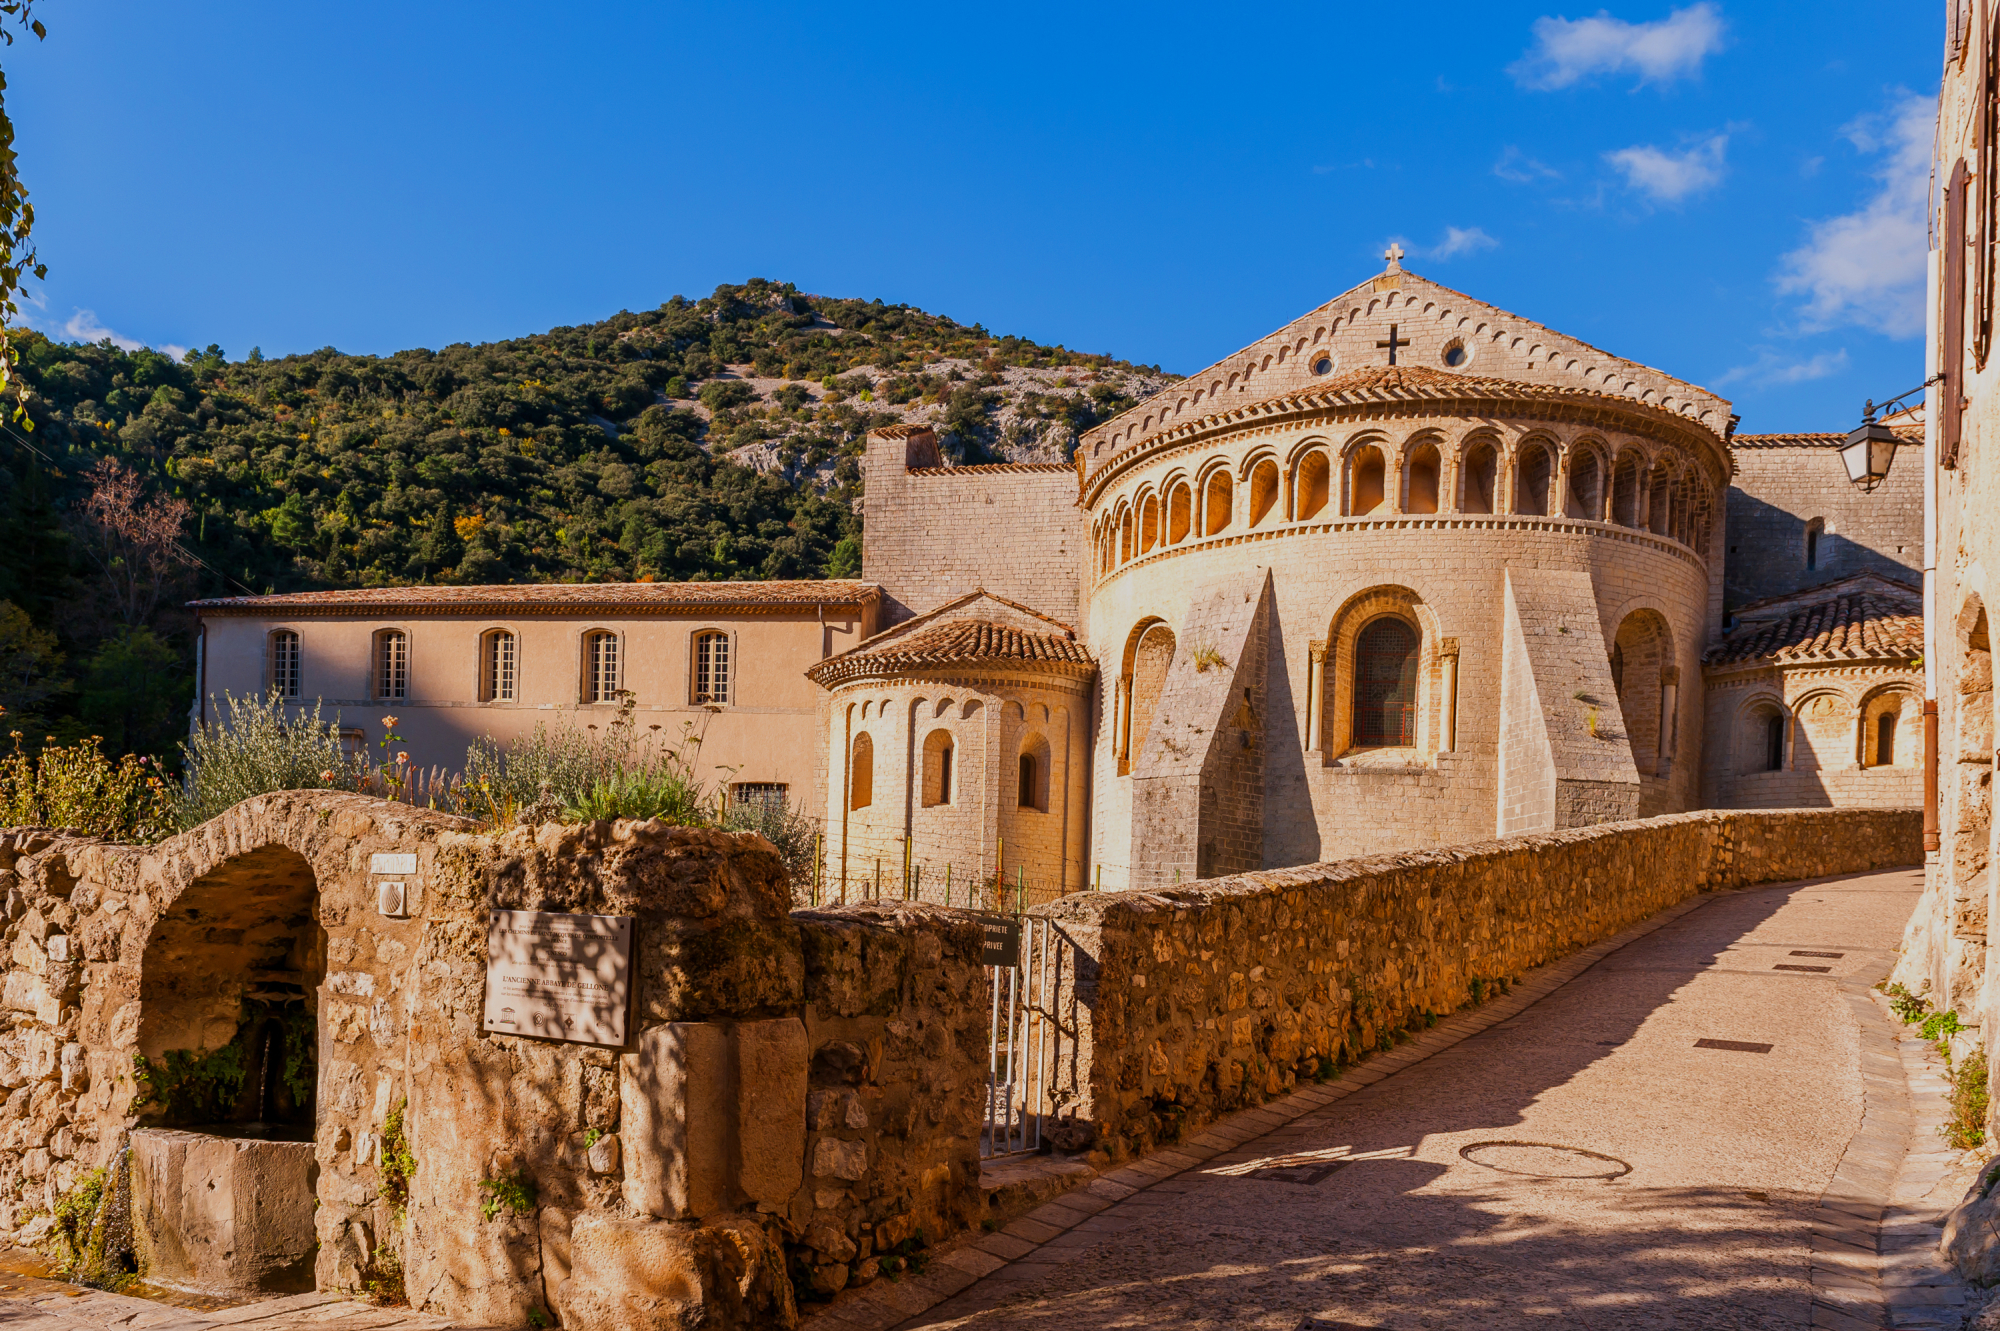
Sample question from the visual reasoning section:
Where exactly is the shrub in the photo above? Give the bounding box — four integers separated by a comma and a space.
564, 767, 710, 825
0, 730, 173, 841
461, 697, 717, 829
174, 692, 360, 830
1947, 1045, 1991, 1150
723, 797, 821, 901
698, 380, 756, 412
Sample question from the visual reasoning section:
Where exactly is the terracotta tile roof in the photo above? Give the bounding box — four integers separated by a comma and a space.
1082, 363, 1729, 495
807, 610, 1093, 686
1732, 429, 1922, 449
905, 463, 1073, 476
1705, 573, 1923, 667
191, 579, 881, 615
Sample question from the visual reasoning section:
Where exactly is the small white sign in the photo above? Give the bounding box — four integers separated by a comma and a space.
482, 910, 633, 1046
371, 853, 418, 875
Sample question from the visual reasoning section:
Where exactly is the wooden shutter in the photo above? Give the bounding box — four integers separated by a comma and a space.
1948, 158, 1970, 469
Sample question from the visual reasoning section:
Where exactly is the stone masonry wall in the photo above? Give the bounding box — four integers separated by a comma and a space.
0, 798, 992, 1331
861, 428, 1085, 627
1031, 806, 1922, 1159
1725, 441, 1923, 610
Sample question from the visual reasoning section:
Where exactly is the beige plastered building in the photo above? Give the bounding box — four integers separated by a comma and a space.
197, 256, 1923, 899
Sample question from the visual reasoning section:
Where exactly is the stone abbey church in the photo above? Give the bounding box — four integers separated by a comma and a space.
195, 254, 1928, 895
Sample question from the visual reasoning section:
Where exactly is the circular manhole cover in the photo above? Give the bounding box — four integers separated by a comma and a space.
1459, 1141, 1631, 1179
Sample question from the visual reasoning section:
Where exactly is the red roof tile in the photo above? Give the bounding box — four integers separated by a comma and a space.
192, 580, 880, 615
1705, 574, 1922, 667
807, 615, 1093, 686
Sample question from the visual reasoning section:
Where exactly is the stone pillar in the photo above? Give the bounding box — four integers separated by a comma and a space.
1305, 641, 1328, 753
1439, 638, 1461, 753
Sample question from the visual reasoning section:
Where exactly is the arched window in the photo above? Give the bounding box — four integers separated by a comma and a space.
1515, 445, 1552, 516
1248, 459, 1280, 526
1018, 732, 1051, 811
1295, 450, 1330, 520
1764, 713, 1786, 771
1353, 618, 1419, 747
1611, 452, 1642, 526
1404, 443, 1440, 514
1140, 493, 1161, 553
374, 630, 408, 702
693, 630, 730, 704
922, 729, 954, 807
1461, 442, 1496, 514
1120, 622, 1176, 775
1348, 446, 1386, 515
1120, 508, 1135, 561
1203, 470, 1233, 535
270, 630, 300, 699
1876, 712, 1896, 766
1167, 483, 1192, 544
1647, 465, 1672, 536
1805, 518, 1825, 570
1566, 450, 1603, 520
583, 630, 621, 703
849, 732, 874, 810
480, 630, 516, 703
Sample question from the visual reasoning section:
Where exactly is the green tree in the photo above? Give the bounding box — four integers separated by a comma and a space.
78, 627, 186, 760
0, 1, 45, 427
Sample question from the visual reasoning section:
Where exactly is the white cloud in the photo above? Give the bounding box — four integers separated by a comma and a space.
1775, 89, 1933, 337
1430, 226, 1500, 259
1510, 3, 1726, 90
1715, 347, 1849, 387
157, 344, 191, 363
1493, 146, 1562, 183
55, 308, 144, 352
1605, 133, 1728, 201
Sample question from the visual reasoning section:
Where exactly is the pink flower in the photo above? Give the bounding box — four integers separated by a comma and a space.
381, 715, 399, 727
396, 751, 410, 765
319, 770, 335, 782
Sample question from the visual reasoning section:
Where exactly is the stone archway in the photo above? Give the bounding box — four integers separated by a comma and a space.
136, 843, 322, 1134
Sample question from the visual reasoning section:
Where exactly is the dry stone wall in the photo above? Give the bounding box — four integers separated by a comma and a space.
1031, 806, 1922, 1159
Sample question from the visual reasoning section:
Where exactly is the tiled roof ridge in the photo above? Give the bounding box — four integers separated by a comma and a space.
1081, 267, 1720, 453
1728, 569, 1921, 618
191, 579, 882, 612
806, 613, 1094, 685
904, 462, 1073, 476
1705, 575, 1923, 667
1733, 429, 1923, 449
1081, 363, 1727, 496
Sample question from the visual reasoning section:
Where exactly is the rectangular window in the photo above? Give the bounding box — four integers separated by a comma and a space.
1018, 753, 1036, 808
377, 631, 408, 701
484, 631, 516, 702
586, 632, 620, 703
694, 631, 730, 704
270, 631, 300, 698
732, 782, 787, 816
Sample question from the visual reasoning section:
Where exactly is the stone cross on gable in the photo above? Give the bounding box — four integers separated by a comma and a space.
1384, 242, 1405, 272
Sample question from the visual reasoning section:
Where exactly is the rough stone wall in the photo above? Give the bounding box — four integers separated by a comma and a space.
1035, 806, 1921, 1159
1724, 441, 1923, 610
790, 904, 986, 1299
0, 797, 993, 1330
860, 428, 1084, 627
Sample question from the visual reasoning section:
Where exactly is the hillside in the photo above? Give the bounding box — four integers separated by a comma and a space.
0, 279, 1173, 761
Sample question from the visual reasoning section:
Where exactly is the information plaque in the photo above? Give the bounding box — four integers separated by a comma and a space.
481, 909, 633, 1046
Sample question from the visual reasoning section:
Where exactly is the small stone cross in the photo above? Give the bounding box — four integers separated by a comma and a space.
1377, 324, 1411, 365
1383, 242, 1405, 271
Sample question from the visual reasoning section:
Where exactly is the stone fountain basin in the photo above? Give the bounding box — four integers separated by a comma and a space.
129, 1129, 316, 1295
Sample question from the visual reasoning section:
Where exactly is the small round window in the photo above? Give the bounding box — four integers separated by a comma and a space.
1311, 355, 1334, 376
1441, 341, 1469, 368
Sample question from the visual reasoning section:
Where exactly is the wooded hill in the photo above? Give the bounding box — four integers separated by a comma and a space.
0, 278, 1170, 762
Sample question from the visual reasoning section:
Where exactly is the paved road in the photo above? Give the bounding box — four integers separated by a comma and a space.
912, 867, 1927, 1330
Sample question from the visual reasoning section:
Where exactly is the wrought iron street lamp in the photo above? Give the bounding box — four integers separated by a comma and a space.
1842, 374, 1943, 492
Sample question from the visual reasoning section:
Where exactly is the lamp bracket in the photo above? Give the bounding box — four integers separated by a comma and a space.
1863, 372, 1947, 423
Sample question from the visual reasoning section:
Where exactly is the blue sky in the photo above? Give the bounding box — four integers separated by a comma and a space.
13, 1, 1939, 431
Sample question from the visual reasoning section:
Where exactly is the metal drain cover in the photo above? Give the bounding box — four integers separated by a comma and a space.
1459, 1140, 1632, 1179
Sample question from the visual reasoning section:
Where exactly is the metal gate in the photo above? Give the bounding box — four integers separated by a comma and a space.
983, 915, 1055, 1158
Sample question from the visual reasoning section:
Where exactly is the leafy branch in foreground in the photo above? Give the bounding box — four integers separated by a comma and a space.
0, 0, 45, 430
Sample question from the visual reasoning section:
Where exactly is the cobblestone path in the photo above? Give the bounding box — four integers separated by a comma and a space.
907, 867, 1927, 1330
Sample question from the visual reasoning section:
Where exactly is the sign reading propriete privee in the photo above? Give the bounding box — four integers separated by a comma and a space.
481, 909, 633, 1046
